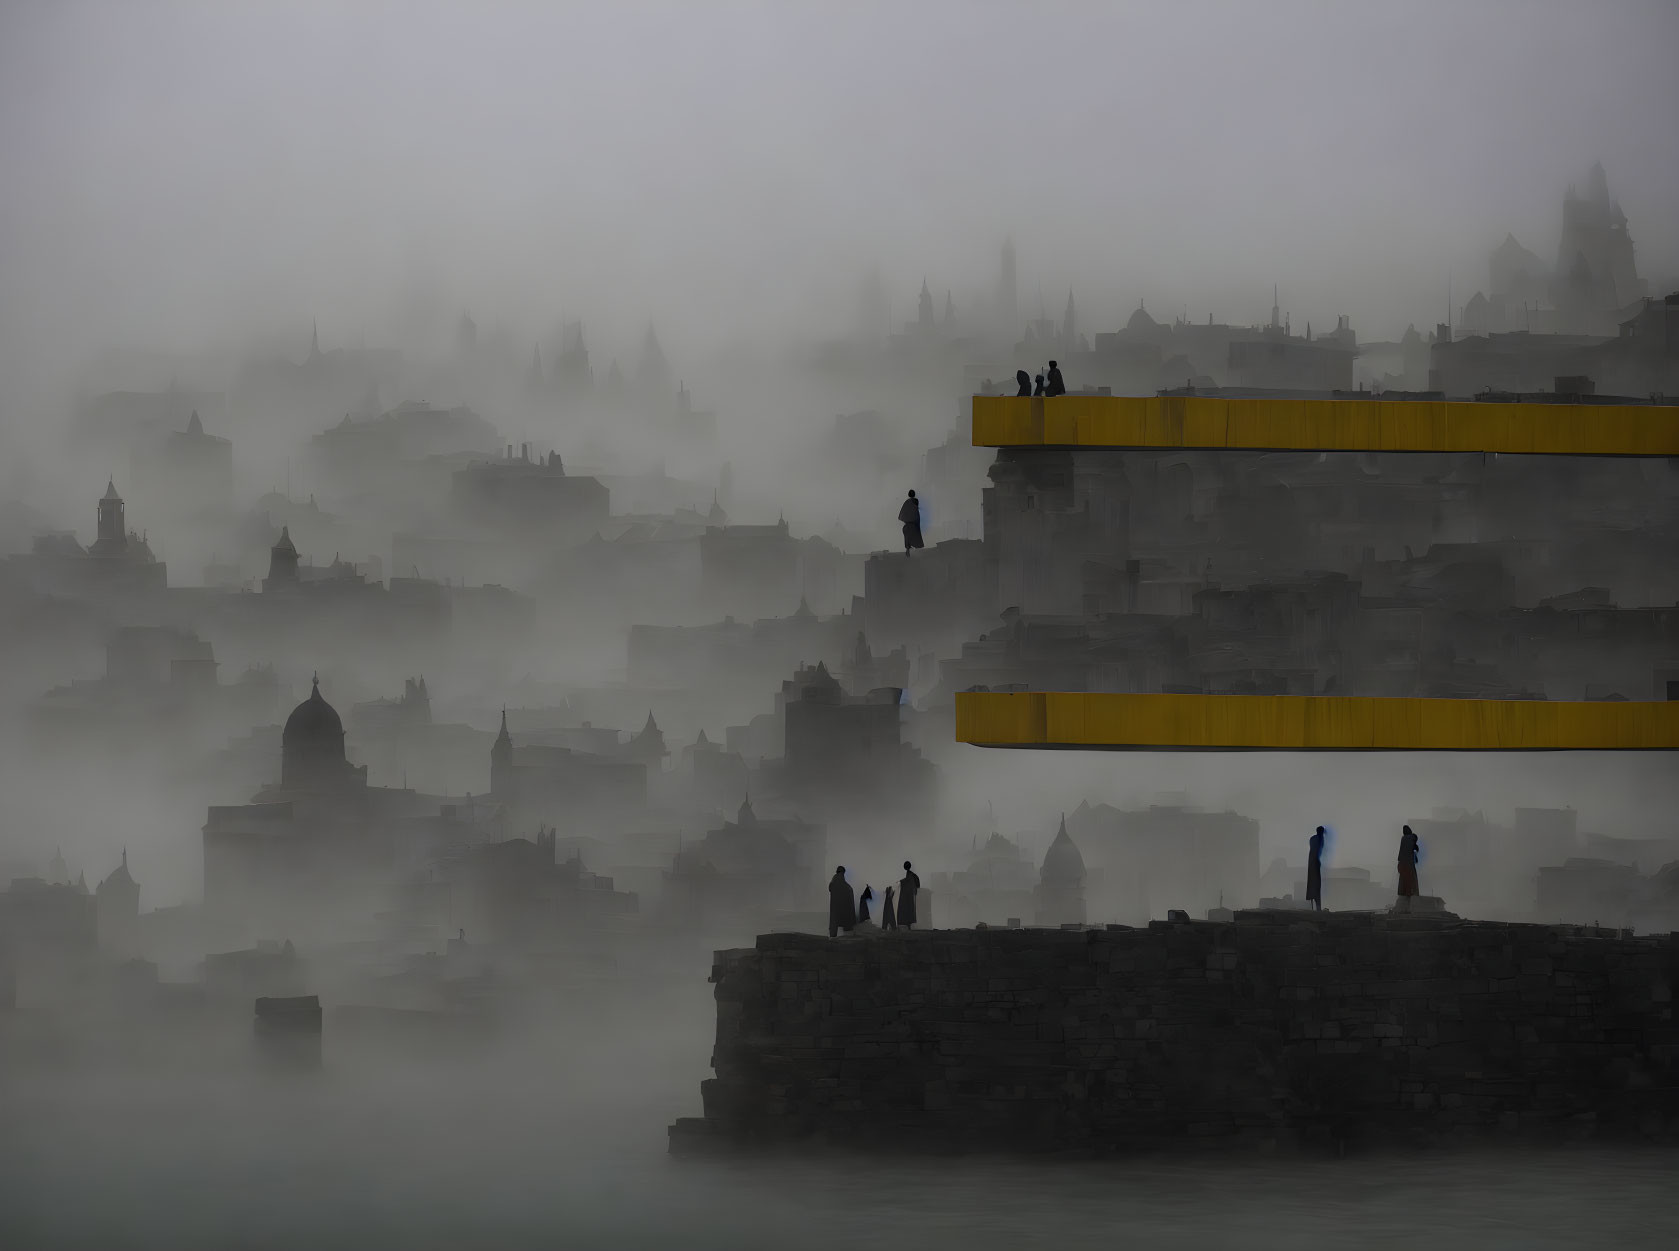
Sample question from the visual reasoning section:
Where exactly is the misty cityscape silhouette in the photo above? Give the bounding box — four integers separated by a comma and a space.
2, 3, 1678, 1249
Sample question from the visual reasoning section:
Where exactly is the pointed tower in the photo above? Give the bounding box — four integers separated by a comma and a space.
96, 479, 124, 541
1270, 285, 1281, 331
918, 278, 934, 328
1034, 814, 1087, 926
309, 318, 321, 360
92, 478, 127, 556
186, 410, 204, 437
265, 525, 300, 590
96, 848, 140, 958
491, 709, 514, 795
1064, 289, 1077, 347
628, 709, 668, 768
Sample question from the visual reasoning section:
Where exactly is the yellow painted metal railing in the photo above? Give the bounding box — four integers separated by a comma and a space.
971, 395, 1679, 456
955, 691, 1679, 751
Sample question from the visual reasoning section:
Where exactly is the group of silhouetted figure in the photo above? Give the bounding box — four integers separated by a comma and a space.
1016, 360, 1065, 397
1306, 824, 1423, 912
829, 862, 920, 937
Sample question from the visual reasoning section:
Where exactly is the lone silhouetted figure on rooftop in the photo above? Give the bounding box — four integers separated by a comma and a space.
858, 884, 874, 924
882, 885, 898, 930
1015, 369, 1032, 396
897, 860, 921, 929
829, 866, 857, 938
1045, 360, 1066, 396
1396, 825, 1421, 912
1032, 373, 1046, 396
1307, 826, 1325, 911
898, 490, 924, 556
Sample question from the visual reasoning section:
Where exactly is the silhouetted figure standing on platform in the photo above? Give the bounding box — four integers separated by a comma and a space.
1032, 373, 1046, 396
1045, 360, 1066, 396
882, 885, 898, 930
1015, 369, 1032, 396
858, 885, 874, 925
897, 861, 921, 929
829, 866, 857, 937
1306, 826, 1325, 911
898, 490, 924, 556
1396, 825, 1421, 911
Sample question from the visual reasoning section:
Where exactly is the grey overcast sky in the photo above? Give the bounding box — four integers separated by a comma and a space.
2, 0, 1677, 388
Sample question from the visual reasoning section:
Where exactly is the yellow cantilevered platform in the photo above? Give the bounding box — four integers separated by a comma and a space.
971, 395, 1679, 456
955, 691, 1679, 751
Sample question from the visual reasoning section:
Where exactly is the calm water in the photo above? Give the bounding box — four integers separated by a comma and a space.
5, 991, 1676, 1250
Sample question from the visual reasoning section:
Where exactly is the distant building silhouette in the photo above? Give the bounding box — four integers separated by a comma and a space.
1034, 815, 1087, 925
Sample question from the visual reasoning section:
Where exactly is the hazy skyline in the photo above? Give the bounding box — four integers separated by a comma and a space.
3, 0, 1678, 408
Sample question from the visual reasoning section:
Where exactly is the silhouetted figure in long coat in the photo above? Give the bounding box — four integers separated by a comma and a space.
898, 490, 924, 556
858, 885, 874, 924
882, 886, 898, 930
829, 866, 856, 937
1045, 360, 1066, 396
897, 861, 921, 929
1015, 369, 1032, 396
1396, 825, 1421, 910
1306, 826, 1325, 911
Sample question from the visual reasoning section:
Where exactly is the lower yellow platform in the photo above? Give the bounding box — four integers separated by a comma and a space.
955, 691, 1679, 751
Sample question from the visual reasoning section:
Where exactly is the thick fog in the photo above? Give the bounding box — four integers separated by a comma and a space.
4, 2, 1679, 399
3, 2, 1679, 1247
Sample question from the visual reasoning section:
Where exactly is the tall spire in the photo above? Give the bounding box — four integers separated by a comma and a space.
309, 318, 320, 359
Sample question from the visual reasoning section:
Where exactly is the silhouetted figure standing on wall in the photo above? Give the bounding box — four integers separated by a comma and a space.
1306, 826, 1325, 911
882, 886, 898, 930
1032, 373, 1046, 396
1396, 825, 1421, 911
1045, 360, 1066, 396
898, 490, 924, 556
858, 885, 874, 925
897, 861, 921, 929
829, 866, 857, 937
1015, 369, 1031, 396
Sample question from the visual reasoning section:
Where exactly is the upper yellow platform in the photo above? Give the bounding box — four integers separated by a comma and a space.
955, 691, 1679, 751
971, 395, 1679, 456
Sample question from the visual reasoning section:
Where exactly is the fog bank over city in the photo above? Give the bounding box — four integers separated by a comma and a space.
3, 1, 1678, 408
2, 2, 1678, 1246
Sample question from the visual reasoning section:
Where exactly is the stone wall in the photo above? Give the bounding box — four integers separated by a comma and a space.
670, 912, 1679, 1154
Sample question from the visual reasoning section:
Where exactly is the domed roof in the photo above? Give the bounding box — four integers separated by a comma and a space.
1041, 815, 1086, 886
1125, 302, 1159, 334
284, 675, 343, 749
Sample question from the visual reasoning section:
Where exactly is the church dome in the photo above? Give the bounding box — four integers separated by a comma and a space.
1125, 303, 1159, 334
280, 675, 348, 788
284, 676, 342, 746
